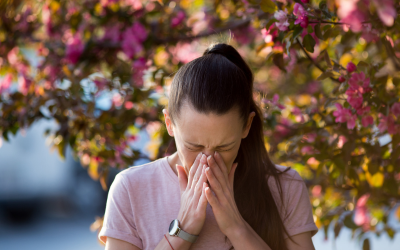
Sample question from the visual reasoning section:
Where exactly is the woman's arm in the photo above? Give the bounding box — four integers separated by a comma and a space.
105, 234, 193, 250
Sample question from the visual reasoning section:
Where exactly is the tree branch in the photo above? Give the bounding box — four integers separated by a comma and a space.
296, 38, 340, 83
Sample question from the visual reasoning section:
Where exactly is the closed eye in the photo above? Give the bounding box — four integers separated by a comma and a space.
186, 146, 232, 152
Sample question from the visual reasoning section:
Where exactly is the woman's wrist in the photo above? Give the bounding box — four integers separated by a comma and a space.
166, 233, 193, 250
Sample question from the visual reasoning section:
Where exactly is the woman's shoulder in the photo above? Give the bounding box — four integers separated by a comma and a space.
267, 164, 307, 202
116, 157, 168, 184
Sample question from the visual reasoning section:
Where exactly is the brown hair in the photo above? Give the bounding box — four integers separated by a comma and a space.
166, 43, 299, 249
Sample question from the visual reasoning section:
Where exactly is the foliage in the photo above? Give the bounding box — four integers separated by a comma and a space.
1, 0, 400, 248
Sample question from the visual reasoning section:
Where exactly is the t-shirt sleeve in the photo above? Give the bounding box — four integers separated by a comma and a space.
98, 172, 143, 249
282, 170, 319, 239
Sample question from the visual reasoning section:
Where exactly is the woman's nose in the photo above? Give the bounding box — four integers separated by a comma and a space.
201, 150, 214, 158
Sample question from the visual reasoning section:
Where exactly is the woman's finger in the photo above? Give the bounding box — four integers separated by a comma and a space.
193, 165, 207, 205
205, 166, 225, 201
191, 155, 207, 189
197, 182, 208, 212
207, 154, 229, 190
204, 184, 219, 209
213, 151, 229, 178
187, 152, 202, 189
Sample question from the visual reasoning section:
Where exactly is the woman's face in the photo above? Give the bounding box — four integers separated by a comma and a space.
164, 103, 255, 175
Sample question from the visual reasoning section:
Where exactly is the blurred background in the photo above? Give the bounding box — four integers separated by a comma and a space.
1, 0, 400, 249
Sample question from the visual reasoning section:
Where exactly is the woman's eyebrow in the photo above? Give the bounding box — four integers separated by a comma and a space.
185, 141, 235, 148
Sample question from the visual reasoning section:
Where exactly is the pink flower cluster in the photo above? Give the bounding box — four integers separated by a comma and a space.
171, 11, 186, 28
354, 194, 371, 231
336, 0, 396, 32
263, 93, 286, 110
274, 10, 289, 31
293, 3, 309, 28
333, 62, 374, 129
122, 22, 148, 59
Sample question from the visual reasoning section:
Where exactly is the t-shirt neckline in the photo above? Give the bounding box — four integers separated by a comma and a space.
161, 156, 179, 184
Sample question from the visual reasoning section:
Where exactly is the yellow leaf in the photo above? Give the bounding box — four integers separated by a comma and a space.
88, 159, 99, 180
396, 206, 400, 222
339, 53, 352, 68
366, 172, 384, 187
260, 0, 277, 13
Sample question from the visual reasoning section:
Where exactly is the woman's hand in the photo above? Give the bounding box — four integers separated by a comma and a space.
204, 151, 244, 236
176, 152, 209, 236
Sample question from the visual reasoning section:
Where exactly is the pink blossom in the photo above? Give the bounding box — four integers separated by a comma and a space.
372, 0, 396, 26
125, 0, 143, 10
274, 117, 292, 139
101, 23, 122, 44
312, 185, 322, 197
261, 27, 274, 43
264, 93, 286, 110
42, 4, 54, 36
232, 25, 256, 45
346, 62, 357, 73
18, 75, 32, 95
125, 101, 134, 109
354, 194, 371, 231
391, 102, 400, 116
378, 113, 399, 135
337, 0, 367, 32
348, 72, 372, 93
301, 145, 316, 155
132, 57, 148, 88
171, 11, 186, 28
356, 106, 371, 116
65, 34, 84, 64
168, 41, 201, 64
274, 10, 289, 31
346, 88, 363, 109
122, 23, 148, 59
112, 93, 123, 107
361, 23, 380, 42
303, 132, 317, 143
292, 106, 305, 123
361, 115, 374, 127
94, 78, 108, 91
293, 3, 309, 28
0, 73, 12, 94
338, 76, 346, 82
333, 103, 357, 129
337, 135, 348, 148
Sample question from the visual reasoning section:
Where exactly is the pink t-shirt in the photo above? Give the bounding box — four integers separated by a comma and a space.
98, 156, 318, 249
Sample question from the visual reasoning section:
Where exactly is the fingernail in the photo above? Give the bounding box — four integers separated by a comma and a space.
214, 151, 217, 156
196, 152, 201, 159
206, 167, 210, 171
207, 155, 212, 161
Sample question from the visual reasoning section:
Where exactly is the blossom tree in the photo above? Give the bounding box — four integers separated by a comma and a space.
1, 0, 400, 248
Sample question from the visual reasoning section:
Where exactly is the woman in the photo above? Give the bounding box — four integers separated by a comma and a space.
98, 43, 318, 250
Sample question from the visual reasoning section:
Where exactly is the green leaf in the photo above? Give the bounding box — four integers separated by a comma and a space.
357, 61, 369, 72
260, 0, 277, 13
317, 71, 334, 80
303, 34, 316, 53
293, 27, 303, 40
307, 25, 313, 34
272, 53, 286, 72
314, 24, 323, 40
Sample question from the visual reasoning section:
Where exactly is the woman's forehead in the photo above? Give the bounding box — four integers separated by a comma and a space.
175, 104, 243, 141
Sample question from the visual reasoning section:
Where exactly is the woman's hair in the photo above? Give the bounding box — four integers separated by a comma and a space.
166, 43, 298, 249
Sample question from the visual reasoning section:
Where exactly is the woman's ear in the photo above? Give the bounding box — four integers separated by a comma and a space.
242, 111, 255, 139
163, 109, 175, 137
